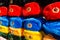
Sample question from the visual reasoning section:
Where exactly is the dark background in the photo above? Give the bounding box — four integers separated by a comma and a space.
0, 0, 59, 7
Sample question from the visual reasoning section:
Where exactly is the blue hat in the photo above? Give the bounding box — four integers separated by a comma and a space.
43, 21, 60, 36
23, 18, 42, 31
10, 17, 22, 28
0, 17, 9, 26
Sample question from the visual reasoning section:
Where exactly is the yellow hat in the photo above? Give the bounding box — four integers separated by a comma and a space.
23, 30, 42, 40
9, 27, 22, 37
0, 25, 9, 34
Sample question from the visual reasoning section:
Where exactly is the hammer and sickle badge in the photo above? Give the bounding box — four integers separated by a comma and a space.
9, 8, 13, 12
27, 23, 32, 28
26, 7, 31, 12
11, 21, 14, 25
52, 7, 60, 13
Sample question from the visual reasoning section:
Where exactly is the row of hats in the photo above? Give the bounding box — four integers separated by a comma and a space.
0, 17, 42, 34
0, 2, 41, 17
0, 17, 42, 40
1, 16, 60, 37
1, 2, 60, 20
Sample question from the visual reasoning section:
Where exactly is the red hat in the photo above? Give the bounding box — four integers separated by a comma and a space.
23, 2, 41, 16
8, 5, 22, 16
0, 6, 7, 16
43, 2, 60, 20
